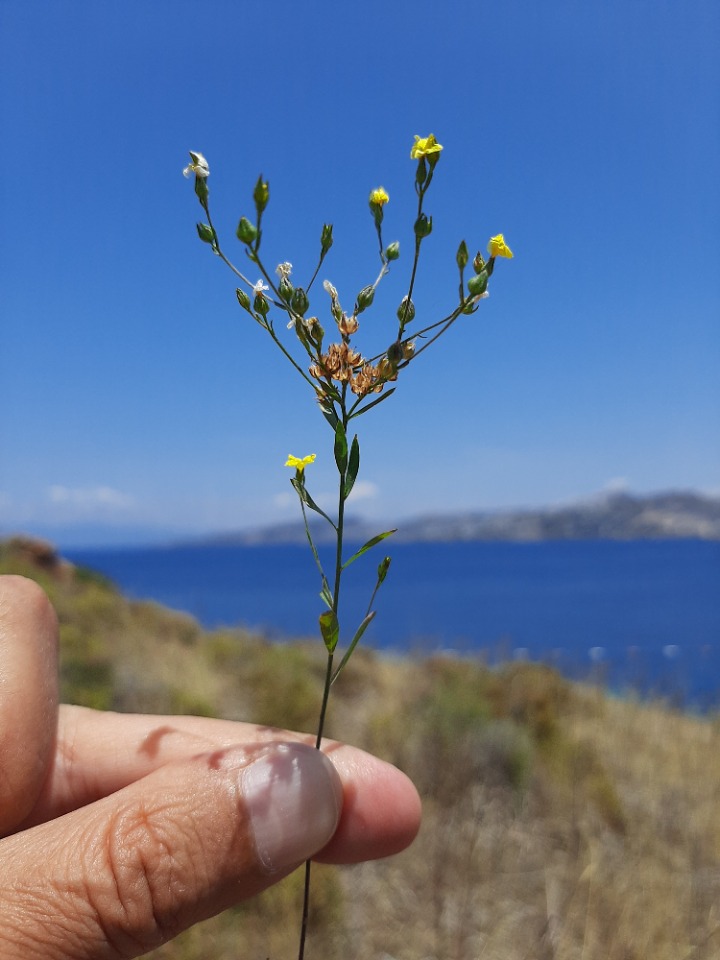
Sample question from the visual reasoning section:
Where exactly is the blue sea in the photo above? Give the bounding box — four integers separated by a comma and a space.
66, 540, 720, 711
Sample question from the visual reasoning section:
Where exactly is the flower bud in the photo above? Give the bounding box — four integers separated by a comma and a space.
369, 187, 389, 227
414, 213, 433, 239
456, 240, 469, 270
355, 285, 375, 314
236, 288, 251, 310
253, 175, 270, 214
321, 223, 334, 255
291, 286, 310, 317
467, 271, 488, 297
473, 251, 486, 273
385, 241, 400, 261
397, 296, 415, 324
196, 222, 215, 244
402, 341, 416, 360
237, 217, 258, 244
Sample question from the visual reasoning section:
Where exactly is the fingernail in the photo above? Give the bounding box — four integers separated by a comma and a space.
242, 743, 343, 874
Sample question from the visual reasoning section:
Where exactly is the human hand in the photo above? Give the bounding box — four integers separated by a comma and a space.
0, 575, 421, 959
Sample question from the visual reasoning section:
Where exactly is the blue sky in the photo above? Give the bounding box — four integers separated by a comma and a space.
1, 0, 719, 547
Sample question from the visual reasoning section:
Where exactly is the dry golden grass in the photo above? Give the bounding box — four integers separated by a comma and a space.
3, 536, 719, 959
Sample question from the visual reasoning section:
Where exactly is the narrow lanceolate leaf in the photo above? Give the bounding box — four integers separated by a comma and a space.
334, 421, 348, 476
319, 610, 340, 653
349, 387, 396, 420
331, 611, 376, 685
320, 579, 334, 610
318, 398, 340, 431
290, 478, 337, 530
342, 529, 397, 570
344, 435, 360, 498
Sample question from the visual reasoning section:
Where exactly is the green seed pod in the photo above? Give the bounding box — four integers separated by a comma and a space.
467, 271, 488, 296
196, 222, 215, 244
291, 286, 310, 317
387, 340, 403, 364
278, 277, 294, 303
236, 288, 251, 310
355, 285, 375, 313
414, 213, 433, 239
397, 296, 415, 324
385, 241, 400, 261
253, 293, 270, 316
236, 217, 258, 244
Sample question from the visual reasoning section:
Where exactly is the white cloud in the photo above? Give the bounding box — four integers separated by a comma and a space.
47, 485, 135, 510
273, 491, 294, 510
603, 477, 630, 493
346, 480, 379, 502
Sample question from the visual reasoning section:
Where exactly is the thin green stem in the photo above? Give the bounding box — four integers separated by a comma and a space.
298, 390, 349, 960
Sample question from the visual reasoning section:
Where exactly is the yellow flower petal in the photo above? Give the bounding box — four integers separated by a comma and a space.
369, 187, 389, 206
410, 134, 444, 159
487, 234, 513, 259
285, 453, 316, 472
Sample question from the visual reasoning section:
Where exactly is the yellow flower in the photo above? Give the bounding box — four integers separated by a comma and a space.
182, 151, 210, 178
285, 453, 316, 473
369, 187, 389, 206
410, 134, 443, 160
487, 234, 513, 259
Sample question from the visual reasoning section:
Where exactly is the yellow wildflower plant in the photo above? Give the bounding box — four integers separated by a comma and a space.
410, 134, 443, 159
185, 134, 512, 960
285, 453, 316, 472
488, 234, 514, 259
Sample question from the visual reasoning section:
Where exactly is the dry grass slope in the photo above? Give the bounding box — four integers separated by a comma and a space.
2, 536, 719, 959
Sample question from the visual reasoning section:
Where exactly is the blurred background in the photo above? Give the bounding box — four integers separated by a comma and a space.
2, 0, 718, 547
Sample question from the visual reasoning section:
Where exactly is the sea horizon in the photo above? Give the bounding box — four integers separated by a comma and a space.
65, 538, 720, 712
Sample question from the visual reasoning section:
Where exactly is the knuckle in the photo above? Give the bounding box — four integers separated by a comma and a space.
91, 802, 203, 953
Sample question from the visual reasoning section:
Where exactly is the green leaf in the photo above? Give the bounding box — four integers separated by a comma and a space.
342, 529, 397, 570
349, 387, 396, 420
318, 398, 340, 431
331, 612, 376, 685
319, 610, 340, 653
334, 421, 348, 476
290, 477, 337, 529
344, 435, 360, 498
320, 579, 334, 610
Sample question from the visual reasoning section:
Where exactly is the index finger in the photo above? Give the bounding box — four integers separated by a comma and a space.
21, 704, 422, 863
0, 575, 59, 833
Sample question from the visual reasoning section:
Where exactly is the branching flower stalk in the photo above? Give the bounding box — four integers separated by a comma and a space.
183, 137, 513, 959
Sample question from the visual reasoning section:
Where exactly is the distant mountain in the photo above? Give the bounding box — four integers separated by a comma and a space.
204, 490, 720, 545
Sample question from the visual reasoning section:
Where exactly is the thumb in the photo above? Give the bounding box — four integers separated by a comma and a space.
0, 741, 342, 959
